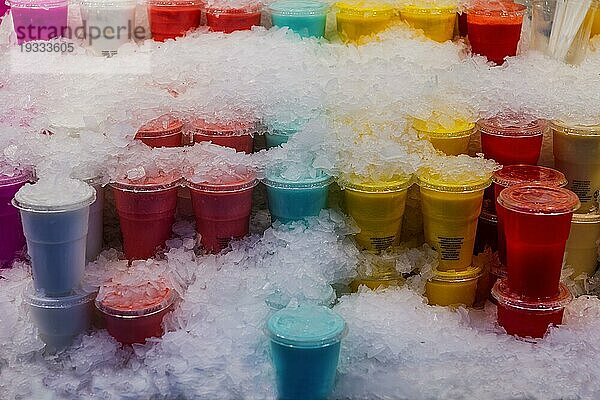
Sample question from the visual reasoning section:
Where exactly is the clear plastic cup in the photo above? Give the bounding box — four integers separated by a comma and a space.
492, 279, 572, 338
205, 5, 262, 33
191, 119, 256, 153
13, 180, 96, 296
340, 175, 413, 251
467, 1, 527, 65
413, 118, 475, 156
425, 265, 482, 307
135, 115, 184, 148
80, 0, 137, 56
400, 5, 457, 42
266, 304, 346, 400
111, 176, 180, 260
0, 167, 32, 268
497, 184, 580, 298
531, 0, 598, 65
478, 116, 547, 165
95, 281, 176, 344
269, 0, 329, 38
186, 171, 257, 253
148, 0, 202, 41
84, 176, 104, 262
552, 121, 600, 213
334, 2, 397, 43
417, 172, 491, 271
9, 0, 69, 44
263, 165, 332, 223
24, 284, 96, 352
564, 210, 600, 281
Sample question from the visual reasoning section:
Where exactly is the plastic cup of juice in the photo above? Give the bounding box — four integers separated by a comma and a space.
186, 170, 257, 253
334, 2, 397, 43
564, 210, 600, 281
135, 115, 184, 148
111, 175, 180, 261
83, 176, 104, 262
266, 304, 346, 400
478, 116, 547, 165
263, 164, 332, 223
14, 179, 96, 296
492, 279, 571, 338
473, 205, 497, 255
425, 265, 481, 307
400, 5, 457, 42
24, 284, 96, 352
192, 119, 256, 153
96, 281, 176, 344
497, 184, 580, 298
339, 175, 412, 251
9, 0, 68, 44
147, 0, 202, 42
413, 118, 475, 156
467, 1, 526, 65
417, 171, 491, 271
0, 167, 32, 268
269, 0, 329, 38
80, 0, 137, 56
552, 121, 600, 213
205, 5, 262, 33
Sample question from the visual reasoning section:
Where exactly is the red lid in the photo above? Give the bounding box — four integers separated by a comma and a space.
0, 166, 32, 187
497, 184, 580, 215
492, 279, 572, 311
205, 4, 261, 13
96, 282, 176, 317
493, 165, 567, 188
111, 173, 182, 192
477, 116, 547, 137
136, 115, 183, 138
191, 119, 256, 137
186, 169, 257, 193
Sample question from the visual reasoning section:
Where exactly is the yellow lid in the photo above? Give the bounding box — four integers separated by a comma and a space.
572, 210, 600, 224
417, 169, 492, 192
338, 174, 413, 193
413, 118, 475, 138
334, 1, 397, 16
551, 120, 600, 136
431, 265, 481, 282
401, 4, 457, 14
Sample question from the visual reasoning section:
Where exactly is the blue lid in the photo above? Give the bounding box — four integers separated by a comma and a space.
267, 304, 346, 348
269, 0, 329, 15
263, 163, 332, 189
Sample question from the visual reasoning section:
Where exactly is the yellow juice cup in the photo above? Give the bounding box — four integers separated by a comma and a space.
418, 171, 491, 271
425, 265, 481, 307
564, 211, 600, 281
400, 5, 457, 42
334, 2, 397, 43
413, 118, 475, 155
340, 175, 413, 251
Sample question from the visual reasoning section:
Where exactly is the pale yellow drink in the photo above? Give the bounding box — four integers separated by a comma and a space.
335, 2, 397, 43
564, 211, 600, 280
413, 118, 475, 155
425, 266, 481, 307
418, 172, 491, 271
552, 121, 600, 213
400, 5, 457, 42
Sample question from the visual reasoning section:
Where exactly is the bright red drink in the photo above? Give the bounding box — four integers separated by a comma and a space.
135, 115, 183, 148
148, 0, 202, 41
191, 119, 255, 153
205, 6, 261, 33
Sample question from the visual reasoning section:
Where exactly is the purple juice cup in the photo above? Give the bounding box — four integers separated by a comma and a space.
9, 0, 69, 44
0, 167, 32, 268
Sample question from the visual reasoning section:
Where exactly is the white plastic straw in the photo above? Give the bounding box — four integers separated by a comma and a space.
547, 0, 592, 61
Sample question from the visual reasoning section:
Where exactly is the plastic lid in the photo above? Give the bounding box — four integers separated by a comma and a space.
467, 1, 527, 16
81, 0, 136, 7
205, 4, 261, 13
136, 116, 183, 138
24, 283, 96, 309
192, 119, 257, 137
266, 304, 346, 348
95, 283, 176, 317
413, 118, 475, 138
334, 1, 396, 16
269, 0, 328, 15
430, 265, 482, 283
572, 210, 600, 224
477, 116, 547, 138
9, 0, 68, 7
0, 167, 32, 187
263, 164, 332, 189
265, 285, 336, 310
110, 174, 182, 193
492, 279, 572, 311
338, 174, 413, 193
551, 120, 600, 136
186, 170, 257, 193
13, 179, 96, 212
417, 171, 492, 193
492, 165, 567, 188
401, 4, 457, 14
497, 184, 580, 215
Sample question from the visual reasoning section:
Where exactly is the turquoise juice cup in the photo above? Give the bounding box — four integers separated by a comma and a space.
269, 0, 329, 38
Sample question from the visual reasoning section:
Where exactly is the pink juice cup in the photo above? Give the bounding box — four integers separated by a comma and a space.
191, 118, 256, 153
111, 175, 180, 261
135, 115, 184, 148
0, 167, 32, 268
9, 0, 69, 44
187, 170, 257, 253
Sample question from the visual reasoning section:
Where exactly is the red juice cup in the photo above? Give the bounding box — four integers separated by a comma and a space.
186, 170, 257, 253
111, 176, 180, 260
492, 279, 572, 338
96, 281, 176, 344
0, 167, 32, 268
148, 0, 202, 42
191, 119, 256, 153
497, 184, 579, 298
478, 116, 547, 165
135, 115, 184, 148
467, 1, 526, 65
205, 5, 261, 33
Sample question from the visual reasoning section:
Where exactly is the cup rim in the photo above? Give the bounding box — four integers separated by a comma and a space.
8, 0, 68, 7
333, 1, 397, 17
136, 117, 184, 138
24, 283, 97, 309
95, 286, 177, 318
400, 4, 457, 14
491, 279, 572, 311
192, 118, 257, 137
497, 183, 580, 215
551, 120, 600, 137
185, 175, 258, 193
429, 265, 482, 283
269, 0, 329, 15
477, 117, 547, 138
338, 175, 413, 193
0, 168, 33, 188
492, 165, 567, 189
416, 173, 492, 193
467, 2, 527, 17
571, 210, 600, 224
110, 176, 182, 193
413, 119, 475, 138
12, 185, 96, 213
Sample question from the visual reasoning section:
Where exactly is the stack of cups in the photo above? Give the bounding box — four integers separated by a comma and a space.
0, 166, 32, 268
135, 115, 184, 148
191, 118, 256, 153
493, 184, 579, 338
412, 118, 476, 156
14, 178, 97, 351
417, 170, 491, 307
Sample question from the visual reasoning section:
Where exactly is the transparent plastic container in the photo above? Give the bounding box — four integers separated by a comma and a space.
9, 0, 69, 43
80, 0, 137, 56
147, 0, 202, 41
